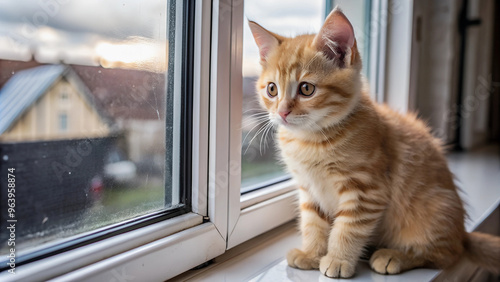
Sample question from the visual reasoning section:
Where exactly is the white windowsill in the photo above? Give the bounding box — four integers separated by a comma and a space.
172, 145, 500, 281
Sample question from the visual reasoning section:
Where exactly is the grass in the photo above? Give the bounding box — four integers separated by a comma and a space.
241, 158, 286, 188
101, 183, 164, 212
84, 182, 166, 226
3, 182, 166, 256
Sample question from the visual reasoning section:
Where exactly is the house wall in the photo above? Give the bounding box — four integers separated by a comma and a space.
118, 118, 165, 173
0, 79, 110, 142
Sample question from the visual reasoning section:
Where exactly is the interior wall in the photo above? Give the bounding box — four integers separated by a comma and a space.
414, 0, 460, 144
489, 2, 500, 142
460, 0, 495, 149
414, 0, 496, 149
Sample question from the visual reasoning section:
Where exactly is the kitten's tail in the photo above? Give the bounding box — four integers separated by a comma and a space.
464, 232, 500, 274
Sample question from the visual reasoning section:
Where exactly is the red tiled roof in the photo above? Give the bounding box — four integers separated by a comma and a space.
0, 60, 166, 120
73, 65, 166, 120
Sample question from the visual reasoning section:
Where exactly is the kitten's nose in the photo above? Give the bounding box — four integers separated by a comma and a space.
279, 111, 291, 121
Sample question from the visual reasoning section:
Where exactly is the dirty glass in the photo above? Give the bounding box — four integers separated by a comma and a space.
241, 0, 326, 192
0, 0, 181, 262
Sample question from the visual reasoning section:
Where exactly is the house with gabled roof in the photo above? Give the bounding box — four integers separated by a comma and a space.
0, 65, 115, 142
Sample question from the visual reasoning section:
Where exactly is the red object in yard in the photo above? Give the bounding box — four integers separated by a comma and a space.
90, 176, 103, 199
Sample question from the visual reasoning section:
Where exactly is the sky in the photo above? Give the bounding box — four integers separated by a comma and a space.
243, 0, 325, 76
0, 0, 167, 71
243, 0, 370, 77
0, 0, 325, 73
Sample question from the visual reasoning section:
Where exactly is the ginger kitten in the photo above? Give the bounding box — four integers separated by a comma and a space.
248, 8, 500, 278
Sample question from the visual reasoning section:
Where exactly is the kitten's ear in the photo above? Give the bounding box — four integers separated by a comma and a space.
248, 21, 283, 63
313, 7, 355, 66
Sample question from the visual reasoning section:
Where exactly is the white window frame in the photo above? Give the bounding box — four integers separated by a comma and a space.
0, 1, 226, 281
224, 0, 298, 249
383, 0, 415, 111
0, 0, 408, 280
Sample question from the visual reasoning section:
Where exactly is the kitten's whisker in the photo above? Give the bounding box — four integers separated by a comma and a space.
260, 122, 274, 155
242, 113, 270, 124
310, 121, 335, 149
260, 121, 274, 155
242, 115, 269, 125
241, 117, 270, 132
242, 118, 269, 128
243, 112, 268, 120
263, 122, 275, 152
259, 124, 266, 155
244, 120, 271, 155
242, 119, 268, 146
320, 129, 334, 149
262, 123, 270, 152
244, 112, 269, 118
243, 108, 266, 114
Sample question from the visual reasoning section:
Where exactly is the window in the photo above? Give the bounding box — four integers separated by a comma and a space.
241, 0, 327, 192
331, 0, 372, 77
0, 0, 387, 280
240, 0, 375, 193
60, 91, 68, 102
0, 0, 190, 274
58, 113, 67, 132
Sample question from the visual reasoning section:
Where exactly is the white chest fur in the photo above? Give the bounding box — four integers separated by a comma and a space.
279, 138, 346, 215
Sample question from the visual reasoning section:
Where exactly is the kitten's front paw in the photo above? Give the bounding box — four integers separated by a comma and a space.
319, 256, 356, 278
286, 248, 320, 270
369, 249, 402, 274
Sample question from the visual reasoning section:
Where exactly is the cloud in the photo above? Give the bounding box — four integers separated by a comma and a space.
242, 0, 325, 77
0, 0, 167, 69
0, 37, 31, 61
0, 0, 328, 74
245, 0, 324, 36
0, 0, 166, 40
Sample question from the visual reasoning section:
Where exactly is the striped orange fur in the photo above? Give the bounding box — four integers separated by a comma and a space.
249, 7, 500, 279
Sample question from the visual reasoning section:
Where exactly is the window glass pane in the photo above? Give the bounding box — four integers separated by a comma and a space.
332, 0, 371, 77
241, 0, 326, 192
0, 0, 182, 259
241, 1, 372, 193
59, 113, 68, 132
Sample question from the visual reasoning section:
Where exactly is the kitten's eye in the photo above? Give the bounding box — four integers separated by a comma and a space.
299, 82, 315, 96
267, 82, 278, 97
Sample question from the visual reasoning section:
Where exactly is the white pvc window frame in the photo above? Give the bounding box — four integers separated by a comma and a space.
382, 0, 415, 111
0, 0, 405, 280
225, 0, 298, 249
0, 1, 226, 281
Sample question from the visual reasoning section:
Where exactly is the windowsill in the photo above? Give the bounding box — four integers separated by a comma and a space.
172, 144, 500, 281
